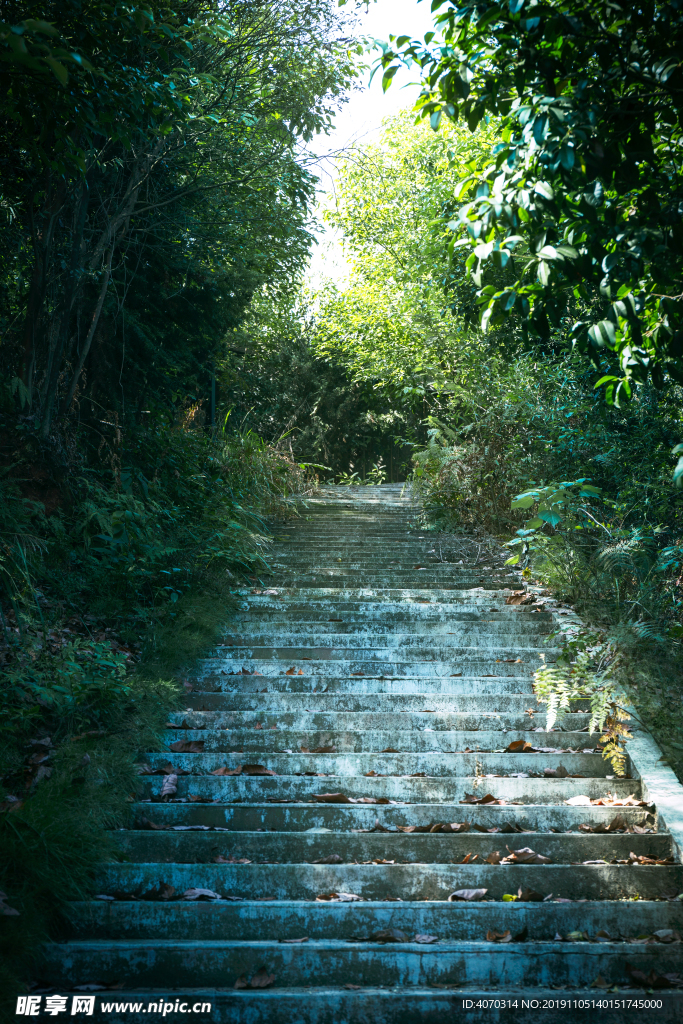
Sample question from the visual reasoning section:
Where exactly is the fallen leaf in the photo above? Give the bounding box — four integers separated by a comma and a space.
280, 937, 308, 944
313, 793, 351, 803
414, 934, 439, 944
485, 851, 502, 865
344, 984, 361, 990
242, 764, 276, 776
504, 847, 552, 865
160, 774, 177, 800
73, 985, 107, 992
182, 888, 223, 901
449, 888, 488, 902
381, 747, 400, 753
506, 740, 536, 753
169, 741, 204, 753
460, 852, 478, 864
214, 855, 250, 864
249, 968, 276, 989
565, 795, 591, 806
443, 821, 471, 833
517, 887, 544, 902
486, 930, 512, 943
312, 854, 343, 864
544, 765, 569, 778
234, 976, 249, 990
211, 766, 242, 776
591, 975, 610, 989
627, 965, 683, 989
368, 928, 409, 943
460, 793, 501, 805
316, 892, 363, 902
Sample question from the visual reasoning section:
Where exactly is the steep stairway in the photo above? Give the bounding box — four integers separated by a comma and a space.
45, 485, 683, 1021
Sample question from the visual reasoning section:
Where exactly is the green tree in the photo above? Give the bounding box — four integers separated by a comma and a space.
380, 0, 683, 405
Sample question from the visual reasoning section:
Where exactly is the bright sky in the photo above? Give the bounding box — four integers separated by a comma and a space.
306, 0, 436, 286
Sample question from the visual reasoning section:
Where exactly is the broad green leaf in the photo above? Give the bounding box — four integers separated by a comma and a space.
511, 494, 535, 509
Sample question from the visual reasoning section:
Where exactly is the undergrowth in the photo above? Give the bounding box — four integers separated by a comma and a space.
0, 418, 307, 1015
412, 350, 683, 781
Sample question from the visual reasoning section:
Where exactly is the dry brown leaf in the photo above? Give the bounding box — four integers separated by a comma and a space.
506, 740, 536, 753
591, 975, 610, 989
169, 740, 205, 753
211, 766, 242, 776
368, 928, 409, 943
485, 851, 502, 865
312, 854, 343, 864
460, 793, 501, 805
414, 934, 439, 944
279, 937, 308, 944
460, 852, 478, 864
242, 764, 276, 776
627, 965, 683, 989
517, 887, 544, 902
486, 930, 512, 943
313, 793, 351, 804
504, 847, 552, 865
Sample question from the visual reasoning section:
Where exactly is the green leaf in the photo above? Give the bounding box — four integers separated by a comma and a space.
534, 181, 554, 200
588, 321, 616, 348
511, 494, 535, 509
45, 56, 68, 85
538, 511, 563, 527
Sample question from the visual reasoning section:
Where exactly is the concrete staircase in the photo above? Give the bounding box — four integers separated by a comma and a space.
46, 486, 683, 1020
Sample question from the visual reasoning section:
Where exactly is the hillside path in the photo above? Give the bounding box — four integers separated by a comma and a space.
46, 485, 683, 1021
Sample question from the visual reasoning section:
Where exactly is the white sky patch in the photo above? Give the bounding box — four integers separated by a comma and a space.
305, 0, 436, 288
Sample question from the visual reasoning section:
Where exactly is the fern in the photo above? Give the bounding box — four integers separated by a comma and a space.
533, 653, 632, 776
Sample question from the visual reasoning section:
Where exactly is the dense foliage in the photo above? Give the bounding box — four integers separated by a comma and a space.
1, 0, 356, 435
379, 0, 683, 411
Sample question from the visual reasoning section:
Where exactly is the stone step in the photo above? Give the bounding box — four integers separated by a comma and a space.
136, 775, 641, 804
163, 727, 600, 751
184, 694, 573, 714
39, 938, 683, 990
218, 632, 554, 647
94, 861, 683, 901
171, 711, 594, 732
66, 896, 683, 940
60, 988, 683, 1024
114, 830, 673, 864
186, 678, 538, 695
129, 802, 658, 834
144, 751, 613, 777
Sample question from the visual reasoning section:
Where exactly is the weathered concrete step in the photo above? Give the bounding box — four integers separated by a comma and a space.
183, 677, 540, 695
174, 710, 593, 733
145, 751, 612, 778
184, 695, 569, 714
235, 606, 557, 622
115, 830, 672, 864
206, 647, 554, 663
66, 897, 683, 941
64, 987, 683, 1024
130, 801, 657, 833
266, 577, 517, 589
227, 621, 554, 634
39, 938, 683, 990
137, 775, 642, 804
163, 728, 599, 752
239, 591, 531, 606
93, 862, 683, 901
218, 632, 553, 647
